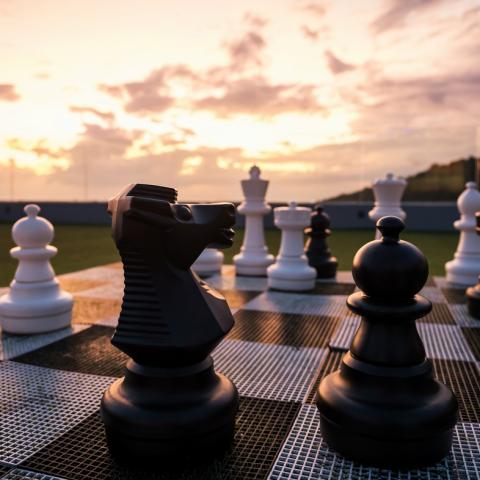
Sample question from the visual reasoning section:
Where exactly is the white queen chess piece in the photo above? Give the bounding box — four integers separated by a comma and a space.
234, 165, 274, 276
445, 182, 480, 286
0, 204, 73, 334
267, 202, 316, 291
191, 248, 223, 277
369, 173, 407, 238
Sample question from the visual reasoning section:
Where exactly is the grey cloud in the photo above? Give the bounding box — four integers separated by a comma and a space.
371, 0, 443, 34
324, 50, 355, 74
194, 76, 323, 117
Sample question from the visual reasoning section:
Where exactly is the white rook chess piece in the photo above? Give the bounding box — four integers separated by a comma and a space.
267, 202, 316, 291
234, 165, 274, 276
0, 204, 73, 334
369, 173, 407, 239
191, 248, 223, 277
445, 182, 480, 286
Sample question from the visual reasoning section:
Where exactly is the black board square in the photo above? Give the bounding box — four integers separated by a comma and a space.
13, 326, 127, 378
460, 327, 480, 361
230, 309, 340, 348
20, 397, 300, 480
420, 303, 456, 325
304, 349, 344, 404
309, 282, 356, 296
219, 289, 262, 309
442, 288, 467, 305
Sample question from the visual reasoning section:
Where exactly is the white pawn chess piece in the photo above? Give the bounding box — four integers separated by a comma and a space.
369, 173, 407, 239
191, 248, 223, 277
267, 202, 316, 291
234, 165, 274, 276
0, 204, 73, 334
445, 182, 480, 286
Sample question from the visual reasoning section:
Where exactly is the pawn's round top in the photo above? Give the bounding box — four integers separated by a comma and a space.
457, 181, 480, 215
12, 204, 54, 248
373, 172, 406, 186
352, 216, 428, 300
249, 165, 261, 179
310, 205, 330, 230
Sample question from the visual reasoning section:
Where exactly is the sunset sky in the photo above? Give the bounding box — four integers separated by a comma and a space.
1, 0, 479, 202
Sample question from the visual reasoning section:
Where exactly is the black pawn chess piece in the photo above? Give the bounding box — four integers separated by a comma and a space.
101, 183, 238, 465
466, 212, 480, 319
316, 216, 458, 468
305, 205, 338, 279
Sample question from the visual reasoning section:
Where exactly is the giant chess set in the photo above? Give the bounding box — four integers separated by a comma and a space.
0, 169, 479, 480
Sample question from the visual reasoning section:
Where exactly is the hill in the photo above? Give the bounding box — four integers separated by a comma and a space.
325, 156, 477, 202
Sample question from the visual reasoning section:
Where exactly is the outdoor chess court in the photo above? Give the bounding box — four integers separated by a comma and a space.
0, 263, 479, 480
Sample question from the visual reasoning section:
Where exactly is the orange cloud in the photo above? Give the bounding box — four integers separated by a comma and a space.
0, 84, 20, 101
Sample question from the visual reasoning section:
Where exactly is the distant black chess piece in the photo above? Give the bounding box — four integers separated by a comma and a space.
101, 183, 238, 465
466, 211, 480, 319
316, 216, 458, 468
305, 205, 338, 279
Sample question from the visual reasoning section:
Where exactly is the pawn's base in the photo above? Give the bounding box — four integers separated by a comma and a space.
312, 260, 338, 279
234, 252, 274, 277
268, 276, 315, 292
466, 285, 480, 319
1, 309, 72, 335
319, 414, 453, 469
445, 258, 480, 287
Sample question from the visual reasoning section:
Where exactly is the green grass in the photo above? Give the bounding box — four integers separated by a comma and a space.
0, 225, 457, 287
0, 224, 119, 287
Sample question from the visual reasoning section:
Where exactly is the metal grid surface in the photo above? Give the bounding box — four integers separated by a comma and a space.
230, 309, 340, 348
243, 291, 346, 316
460, 327, 480, 360
432, 359, 480, 423
448, 304, 480, 327
441, 288, 467, 305
0, 326, 88, 361
0, 362, 114, 465
1, 469, 66, 480
268, 404, 473, 480
21, 397, 300, 480
417, 323, 475, 362
13, 326, 127, 378
214, 339, 327, 402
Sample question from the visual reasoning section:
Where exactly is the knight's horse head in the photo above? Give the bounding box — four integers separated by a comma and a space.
108, 183, 235, 269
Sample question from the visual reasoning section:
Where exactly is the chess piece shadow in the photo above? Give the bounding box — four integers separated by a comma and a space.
316, 216, 458, 468
101, 184, 238, 466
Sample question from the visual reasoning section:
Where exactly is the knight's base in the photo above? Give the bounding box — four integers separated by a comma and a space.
100, 358, 239, 464
105, 419, 235, 466
319, 414, 453, 469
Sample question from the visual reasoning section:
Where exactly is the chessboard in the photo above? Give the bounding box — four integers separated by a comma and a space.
0, 263, 479, 480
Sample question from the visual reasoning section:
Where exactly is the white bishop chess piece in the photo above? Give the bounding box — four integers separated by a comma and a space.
267, 202, 316, 291
191, 248, 223, 277
234, 165, 274, 276
0, 204, 73, 334
369, 173, 407, 239
445, 182, 480, 286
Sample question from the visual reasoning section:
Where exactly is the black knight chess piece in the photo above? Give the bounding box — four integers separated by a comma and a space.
466, 212, 480, 319
305, 205, 338, 279
316, 216, 458, 468
101, 183, 239, 464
